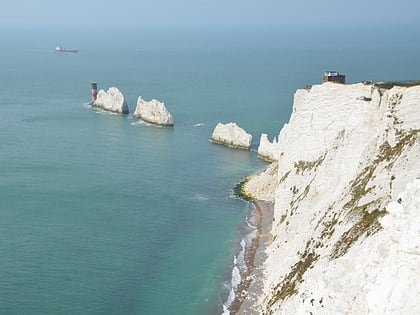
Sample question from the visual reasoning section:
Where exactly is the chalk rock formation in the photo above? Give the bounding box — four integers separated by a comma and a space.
92, 87, 129, 114
133, 97, 174, 126
288, 179, 420, 315
244, 82, 420, 314
257, 134, 281, 161
210, 122, 252, 149
244, 162, 278, 202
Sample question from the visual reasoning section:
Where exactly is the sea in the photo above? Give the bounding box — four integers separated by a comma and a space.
0, 25, 419, 314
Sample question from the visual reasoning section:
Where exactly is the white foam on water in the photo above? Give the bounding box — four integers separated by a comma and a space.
220, 203, 262, 314
221, 227, 257, 313
191, 193, 209, 201
245, 215, 257, 229
222, 257, 242, 313
236, 238, 247, 273
130, 120, 153, 127
89, 106, 119, 116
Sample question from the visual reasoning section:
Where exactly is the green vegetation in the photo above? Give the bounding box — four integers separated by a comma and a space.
387, 93, 405, 132
266, 129, 418, 310
374, 80, 420, 89
319, 211, 339, 240
389, 93, 403, 110
257, 154, 276, 163
279, 170, 291, 184
233, 177, 257, 201
331, 129, 418, 259
279, 214, 287, 224
331, 208, 385, 259
268, 162, 279, 176
266, 241, 320, 310
264, 124, 418, 310
210, 139, 250, 150
289, 184, 310, 211
294, 153, 326, 175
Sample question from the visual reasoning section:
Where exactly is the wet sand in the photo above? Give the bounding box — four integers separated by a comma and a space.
229, 200, 274, 314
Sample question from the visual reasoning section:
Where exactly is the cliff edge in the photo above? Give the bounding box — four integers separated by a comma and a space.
244, 82, 420, 314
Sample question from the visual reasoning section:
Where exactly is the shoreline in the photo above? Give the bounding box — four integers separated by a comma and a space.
229, 200, 274, 314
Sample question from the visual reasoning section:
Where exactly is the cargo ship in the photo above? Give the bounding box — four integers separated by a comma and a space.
55, 46, 79, 53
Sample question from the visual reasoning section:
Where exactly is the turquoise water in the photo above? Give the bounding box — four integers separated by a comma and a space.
0, 26, 419, 314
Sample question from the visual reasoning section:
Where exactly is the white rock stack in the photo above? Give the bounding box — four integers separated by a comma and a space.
257, 134, 281, 161
133, 97, 174, 126
210, 122, 252, 149
92, 87, 129, 114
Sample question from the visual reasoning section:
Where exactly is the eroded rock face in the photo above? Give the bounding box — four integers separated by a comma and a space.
92, 87, 129, 114
244, 161, 278, 202
244, 82, 420, 314
133, 97, 174, 126
257, 134, 281, 161
210, 122, 252, 149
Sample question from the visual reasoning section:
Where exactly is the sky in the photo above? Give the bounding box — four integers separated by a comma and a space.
1, 0, 420, 29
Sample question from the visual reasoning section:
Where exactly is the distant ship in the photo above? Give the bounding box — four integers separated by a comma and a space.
55, 46, 79, 53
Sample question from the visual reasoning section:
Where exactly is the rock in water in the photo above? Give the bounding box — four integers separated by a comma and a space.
257, 133, 281, 161
210, 122, 252, 149
133, 97, 174, 126
92, 87, 129, 114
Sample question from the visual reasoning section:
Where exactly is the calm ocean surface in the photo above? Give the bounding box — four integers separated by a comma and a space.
0, 26, 419, 314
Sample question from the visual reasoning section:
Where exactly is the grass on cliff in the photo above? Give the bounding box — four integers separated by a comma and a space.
234, 178, 257, 201
374, 80, 420, 89
330, 129, 419, 259
266, 240, 320, 311
266, 129, 419, 311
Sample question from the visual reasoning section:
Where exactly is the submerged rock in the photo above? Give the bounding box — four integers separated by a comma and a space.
210, 122, 252, 149
133, 97, 174, 126
92, 87, 129, 114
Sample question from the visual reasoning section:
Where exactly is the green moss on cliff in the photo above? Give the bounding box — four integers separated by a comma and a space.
294, 153, 326, 175
233, 178, 257, 201
331, 129, 418, 259
279, 170, 291, 184
374, 80, 420, 89
266, 241, 320, 311
330, 208, 386, 259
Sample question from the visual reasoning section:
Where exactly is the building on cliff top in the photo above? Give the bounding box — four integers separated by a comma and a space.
322, 71, 346, 84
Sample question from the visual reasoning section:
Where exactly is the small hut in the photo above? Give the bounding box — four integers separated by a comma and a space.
322, 71, 346, 84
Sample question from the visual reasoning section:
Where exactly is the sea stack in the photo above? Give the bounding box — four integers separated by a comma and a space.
92, 87, 129, 114
257, 133, 281, 161
133, 97, 174, 126
210, 122, 252, 149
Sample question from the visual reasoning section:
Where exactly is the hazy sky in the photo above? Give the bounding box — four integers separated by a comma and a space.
2, 0, 420, 28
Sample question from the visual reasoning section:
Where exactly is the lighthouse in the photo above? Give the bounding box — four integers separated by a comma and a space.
91, 82, 98, 102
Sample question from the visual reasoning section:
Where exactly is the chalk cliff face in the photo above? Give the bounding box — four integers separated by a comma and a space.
210, 122, 252, 149
92, 87, 129, 114
257, 134, 281, 161
133, 97, 174, 126
246, 82, 420, 314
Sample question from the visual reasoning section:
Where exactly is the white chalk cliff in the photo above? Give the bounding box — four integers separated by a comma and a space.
258, 134, 281, 161
245, 82, 420, 314
133, 97, 174, 126
210, 122, 252, 149
92, 87, 129, 114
